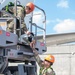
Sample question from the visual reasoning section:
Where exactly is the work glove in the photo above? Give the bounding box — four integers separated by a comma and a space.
28, 32, 34, 42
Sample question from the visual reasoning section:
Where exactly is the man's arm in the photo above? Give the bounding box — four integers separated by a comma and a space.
32, 48, 43, 67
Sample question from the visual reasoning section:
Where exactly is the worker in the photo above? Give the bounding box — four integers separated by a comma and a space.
2, 2, 35, 47
32, 48, 55, 75
2, 2, 35, 34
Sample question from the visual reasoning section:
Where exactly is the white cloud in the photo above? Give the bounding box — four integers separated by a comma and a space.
0, 0, 6, 4
54, 19, 75, 33
46, 20, 51, 24
56, 18, 62, 22
33, 11, 50, 25
33, 11, 42, 25
57, 0, 69, 8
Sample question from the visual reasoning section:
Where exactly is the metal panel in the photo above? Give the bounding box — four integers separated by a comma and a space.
0, 30, 18, 47
18, 65, 25, 75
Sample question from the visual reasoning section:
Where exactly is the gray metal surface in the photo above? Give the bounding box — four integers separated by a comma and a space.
35, 41, 47, 54
18, 65, 25, 75
0, 30, 18, 47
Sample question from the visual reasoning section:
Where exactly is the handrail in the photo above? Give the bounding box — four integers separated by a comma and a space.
31, 5, 46, 44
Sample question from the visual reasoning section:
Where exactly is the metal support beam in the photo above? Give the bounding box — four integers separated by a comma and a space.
18, 65, 25, 75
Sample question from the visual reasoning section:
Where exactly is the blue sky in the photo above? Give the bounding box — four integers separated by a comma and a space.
1, 0, 75, 35
33, 0, 75, 35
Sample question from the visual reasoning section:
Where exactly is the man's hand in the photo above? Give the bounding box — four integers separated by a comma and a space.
25, 31, 31, 35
